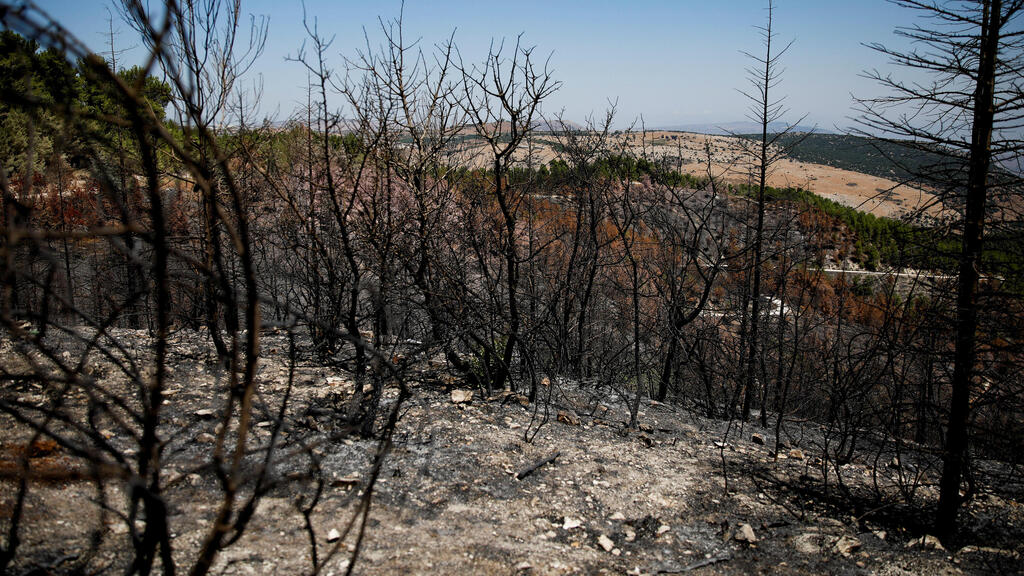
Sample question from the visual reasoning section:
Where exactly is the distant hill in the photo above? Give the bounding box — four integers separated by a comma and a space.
755, 133, 958, 183
659, 121, 824, 135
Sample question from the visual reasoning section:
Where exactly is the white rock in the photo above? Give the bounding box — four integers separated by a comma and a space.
451, 389, 473, 403
557, 409, 581, 426
735, 523, 757, 543
598, 534, 615, 552
791, 533, 824, 554
957, 545, 1020, 559
563, 517, 582, 530
906, 534, 945, 551
326, 528, 340, 542
834, 536, 862, 556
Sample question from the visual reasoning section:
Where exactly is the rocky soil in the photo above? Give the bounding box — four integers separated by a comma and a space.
1, 329, 1022, 575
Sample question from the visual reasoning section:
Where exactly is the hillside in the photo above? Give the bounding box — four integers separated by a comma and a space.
4, 330, 1021, 575
752, 133, 957, 184
3, 5, 1023, 575
453, 129, 943, 218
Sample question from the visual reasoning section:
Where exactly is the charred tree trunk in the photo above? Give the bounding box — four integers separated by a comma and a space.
937, 0, 1000, 542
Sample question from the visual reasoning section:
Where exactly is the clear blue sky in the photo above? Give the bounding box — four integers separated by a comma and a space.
31, 0, 919, 129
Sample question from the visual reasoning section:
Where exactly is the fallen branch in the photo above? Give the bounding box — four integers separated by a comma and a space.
516, 451, 561, 480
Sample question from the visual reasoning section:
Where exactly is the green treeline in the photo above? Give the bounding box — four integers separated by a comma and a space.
0, 30, 172, 179
745, 132, 957, 182
754, 185, 958, 272
512, 154, 1020, 286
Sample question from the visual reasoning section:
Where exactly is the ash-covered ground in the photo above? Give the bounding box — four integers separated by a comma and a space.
1, 329, 1022, 575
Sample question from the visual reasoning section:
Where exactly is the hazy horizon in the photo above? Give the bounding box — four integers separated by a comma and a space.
32, 0, 924, 131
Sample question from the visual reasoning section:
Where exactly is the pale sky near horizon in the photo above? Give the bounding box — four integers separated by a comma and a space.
28, 0, 925, 130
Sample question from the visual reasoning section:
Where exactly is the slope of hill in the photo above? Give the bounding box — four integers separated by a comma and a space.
7, 331, 1021, 575
753, 133, 957, 183
660, 121, 823, 135
462, 130, 943, 218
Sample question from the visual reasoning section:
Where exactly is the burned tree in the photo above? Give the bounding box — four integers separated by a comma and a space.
856, 0, 1024, 542
456, 37, 559, 395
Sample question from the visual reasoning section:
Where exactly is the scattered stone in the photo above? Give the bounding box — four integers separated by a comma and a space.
872, 530, 887, 541
734, 523, 757, 543
834, 536, 862, 557
657, 524, 671, 536
489, 390, 513, 402
957, 545, 1020, 559
598, 534, 615, 552
625, 529, 636, 542
326, 528, 340, 542
788, 448, 805, 460
563, 517, 582, 530
515, 561, 532, 572
791, 533, 825, 554
610, 512, 626, 521
195, 408, 216, 419
196, 432, 216, 444
450, 390, 473, 403
905, 534, 945, 551
637, 422, 654, 433
325, 376, 347, 387
751, 433, 765, 445
557, 409, 581, 426
330, 474, 361, 488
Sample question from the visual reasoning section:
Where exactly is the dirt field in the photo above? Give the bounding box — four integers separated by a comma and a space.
459, 130, 942, 220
